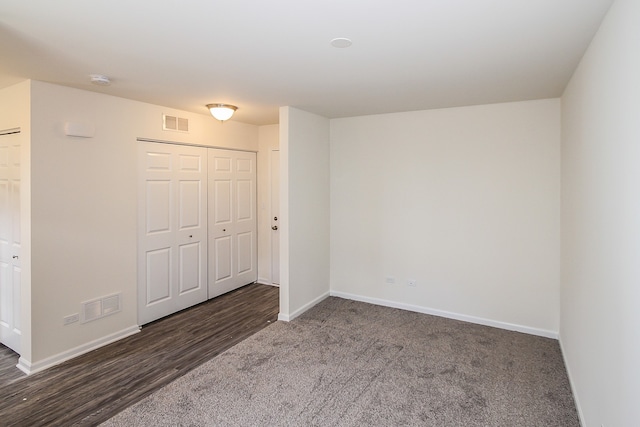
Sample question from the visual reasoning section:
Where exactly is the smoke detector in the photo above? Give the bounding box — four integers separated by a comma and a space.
90, 74, 111, 86
330, 38, 352, 48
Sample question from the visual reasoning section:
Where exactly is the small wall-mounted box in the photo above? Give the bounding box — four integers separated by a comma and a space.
64, 122, 95, 138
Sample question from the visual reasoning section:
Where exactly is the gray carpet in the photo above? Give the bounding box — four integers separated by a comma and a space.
102, 297, 579, 426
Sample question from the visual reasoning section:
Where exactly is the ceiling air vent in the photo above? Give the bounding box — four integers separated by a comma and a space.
163, 114, 189, 133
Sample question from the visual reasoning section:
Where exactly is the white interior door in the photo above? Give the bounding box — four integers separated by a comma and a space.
208, 149, 257, 298
138, 142, 208, 325
270, 150, 280, 285
0, 131, 22, 353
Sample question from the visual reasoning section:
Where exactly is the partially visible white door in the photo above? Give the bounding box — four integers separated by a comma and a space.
138, 142, 208, 325
270, 150, 280, 285
208, 149, 257, 298
0, 131, 21, 353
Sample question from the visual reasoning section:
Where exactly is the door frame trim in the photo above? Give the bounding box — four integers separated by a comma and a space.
137, 137, 257, 154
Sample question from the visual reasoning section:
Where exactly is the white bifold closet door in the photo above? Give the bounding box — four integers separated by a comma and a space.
208, 149, 257, 298
138, 142, 208, 325
0, 131, 22, 353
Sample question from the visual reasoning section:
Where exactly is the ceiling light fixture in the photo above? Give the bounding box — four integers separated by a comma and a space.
206, 104, 238, 122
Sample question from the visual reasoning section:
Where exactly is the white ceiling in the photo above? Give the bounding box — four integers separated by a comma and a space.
0, 0, 613, 125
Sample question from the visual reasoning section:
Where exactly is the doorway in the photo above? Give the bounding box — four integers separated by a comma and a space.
0, 129, 22, 354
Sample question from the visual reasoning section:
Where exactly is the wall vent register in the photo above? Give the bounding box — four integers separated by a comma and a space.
82, 293, 122, 323
163, 114, 189, 132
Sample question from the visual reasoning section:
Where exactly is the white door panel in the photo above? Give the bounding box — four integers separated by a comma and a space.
208, 149, 257, 298
237, 232, 253, 273
271, 150, 280, 285
214, 180, 232, 223
237, 180, 252, 220
214, 236, 232, 281
138, 142, 208, 325
146, 248, 171, 304
146, 181, 171, 233
0, 132, 21, 353
179, 242, 201, 294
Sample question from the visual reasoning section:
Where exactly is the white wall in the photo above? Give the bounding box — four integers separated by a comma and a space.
257, 124, 279, 284
330, 99, 561, 336
560, 0, 640, 425
0, 81, 32, 362
25, 81, 258, 369
279, 107, 330, 319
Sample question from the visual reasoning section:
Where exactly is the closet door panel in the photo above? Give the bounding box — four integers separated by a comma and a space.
138, 142, 208, 325
208, 149, 257, 298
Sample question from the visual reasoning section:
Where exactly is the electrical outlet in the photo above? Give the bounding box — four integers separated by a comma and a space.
63, 313, 79, 326
407, 279, 417, 287
385, 276, 395, 285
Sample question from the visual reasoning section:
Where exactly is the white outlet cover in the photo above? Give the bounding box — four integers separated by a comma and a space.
63, 313, 79, 325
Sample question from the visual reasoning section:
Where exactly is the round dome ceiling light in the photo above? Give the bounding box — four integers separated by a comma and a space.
330, 38, 352, 48
90, 74, 111, 86
206, 104, 238, 122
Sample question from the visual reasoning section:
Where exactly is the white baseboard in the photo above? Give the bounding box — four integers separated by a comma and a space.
558, 333, 585, 426
17, 325, 140, 375
329, 291, 558, 339
256, 281, 279, 287
278, 312, 290, 321
278, 291, 330, 322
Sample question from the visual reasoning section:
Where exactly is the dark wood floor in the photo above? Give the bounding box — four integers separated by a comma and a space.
0, 344, 23, 385
0, 283, 279, 426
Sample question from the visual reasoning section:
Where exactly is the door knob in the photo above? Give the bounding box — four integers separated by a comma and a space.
271, 225, 278, 230
274, 216, 278, 221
